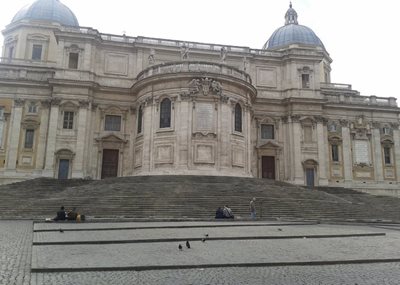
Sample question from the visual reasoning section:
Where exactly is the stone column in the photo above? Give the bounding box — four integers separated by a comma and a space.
5, 99, 24, 170
393, 127, 400, 182
72, 101, 89, 178
43, 99, 60, 177
316, 117, 328, 185
291, 115, 303, 184
340, 120, 353, 183
372, 125, 384, 182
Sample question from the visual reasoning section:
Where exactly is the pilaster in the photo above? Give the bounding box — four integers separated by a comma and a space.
372, 127, 384, 182
393, 129, 400, 182
341, 121, 353, 183
291, 115, 303, 184
72, 101, 89, 178
5, 99, 24, 170
43, 99, 60, 176
316, 120, 328, 185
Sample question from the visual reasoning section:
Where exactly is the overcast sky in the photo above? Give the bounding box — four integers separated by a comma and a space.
1, 0, 399, 103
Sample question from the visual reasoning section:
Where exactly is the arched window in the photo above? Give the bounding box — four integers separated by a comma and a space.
234, 103, 242, 132
137, 105, 143, 134
160, 98, 171, 128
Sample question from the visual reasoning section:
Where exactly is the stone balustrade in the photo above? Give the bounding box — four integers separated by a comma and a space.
136, 61, 252, 83
322, 83, 397, 107
58, 27, 281, 56
320, 82, 352, 90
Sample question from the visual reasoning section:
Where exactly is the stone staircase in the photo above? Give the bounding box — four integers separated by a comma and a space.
0, 176, 399, 221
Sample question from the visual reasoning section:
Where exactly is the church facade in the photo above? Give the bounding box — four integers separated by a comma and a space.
0, 0, 399, 191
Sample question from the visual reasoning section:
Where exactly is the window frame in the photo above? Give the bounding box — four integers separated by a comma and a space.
261, 124, 274, 140
28, 103, 38, 114
383, 146, 392, 165
62, 111, 74, 130
159, 98, 172, 129
24, 129, 34, 149
31, 44, 42, 60
68, 52, 79, 69
234, 103, 242, 133
137, 105, 143, 134
301, 74, 310, 88
104, 114, 122, 132
331, 144, 339, 162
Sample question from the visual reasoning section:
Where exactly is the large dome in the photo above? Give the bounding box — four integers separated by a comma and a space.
11, 0, 79, 27
263, 4, 324, 50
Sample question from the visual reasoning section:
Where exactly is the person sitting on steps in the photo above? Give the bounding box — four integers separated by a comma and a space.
215, 207, 224, 219
53, 206, 67, 221
223, 205, 234, 219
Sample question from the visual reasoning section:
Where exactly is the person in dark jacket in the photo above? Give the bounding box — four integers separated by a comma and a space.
215, 207, 224, 219
54, 206, 67, 221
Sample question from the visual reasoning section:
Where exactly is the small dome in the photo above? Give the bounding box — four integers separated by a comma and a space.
263, 3, 325, 50
11, 0, 79, 27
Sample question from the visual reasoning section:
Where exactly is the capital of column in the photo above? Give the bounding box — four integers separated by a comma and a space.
14, 98, 25, 107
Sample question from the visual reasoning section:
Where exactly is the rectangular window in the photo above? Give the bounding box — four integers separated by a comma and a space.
68, 52, 79, 69
383, 127, 390, 135
384, 147, 391, 165
63, 111, 74, 129
261, 124, 274, 139
105, 115, 121, 131
328, 124, 337, 132
28, 104, 37, 113
32, 44, 42, 60
331, 145, 339, 162
304, 126, 312, 143
24, 129, 34, 149
302, 74, 310, 88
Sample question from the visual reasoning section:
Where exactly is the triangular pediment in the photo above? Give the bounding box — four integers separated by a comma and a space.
96, 133, 127, 143
257, 140, 281, 149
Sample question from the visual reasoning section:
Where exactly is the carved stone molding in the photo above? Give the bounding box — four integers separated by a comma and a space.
40, 99, 52, 108
281, 116, 288, 124
79, 100, 90, 108
290, 115, 300, 123
371, 121, 380, 129
339, 119, 349, 127
220, 95, 229, 103
390, 122, 400, 129
188, 77, 222, 96
314, 116, 328, 125
51, 98, 61, 106
14, 98, 25, 107
192, 132, 217, 139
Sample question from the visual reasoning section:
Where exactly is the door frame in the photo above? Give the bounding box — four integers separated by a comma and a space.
58, 159, 70, 179
302, 159, 318, 187
261, 155, 276, 179
101, 149, 119, 179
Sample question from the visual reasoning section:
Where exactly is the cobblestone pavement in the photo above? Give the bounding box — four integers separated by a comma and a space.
0, 220, 32, 285
32, 263, 400, 285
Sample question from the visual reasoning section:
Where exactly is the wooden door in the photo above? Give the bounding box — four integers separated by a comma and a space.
306, 168, 315, 188
58, 159, 69, 179
101, 149, 119, 179
262, 156, 275, 179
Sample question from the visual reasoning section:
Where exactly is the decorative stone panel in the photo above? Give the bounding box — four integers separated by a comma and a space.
194, 143, 215, 164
